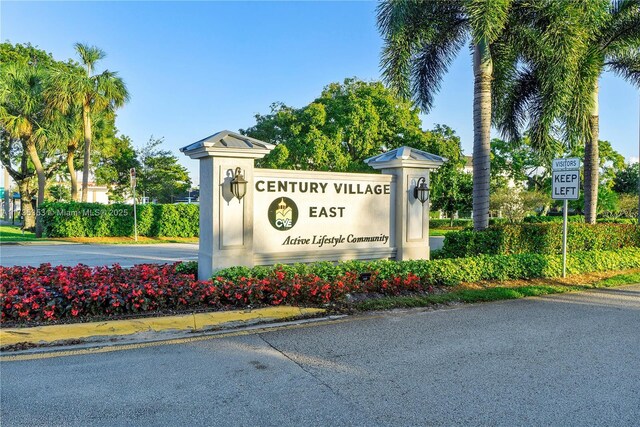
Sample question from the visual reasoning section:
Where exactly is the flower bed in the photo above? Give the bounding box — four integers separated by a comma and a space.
0, 263, 425, 324
2, 248, 639, 325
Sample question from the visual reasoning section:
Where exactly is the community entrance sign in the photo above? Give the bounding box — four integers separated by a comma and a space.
182, 131, 446, 280
552, 157, 581, 278
252, 170, 394, 265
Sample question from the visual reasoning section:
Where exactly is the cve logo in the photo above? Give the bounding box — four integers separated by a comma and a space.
268, 197, 299, 231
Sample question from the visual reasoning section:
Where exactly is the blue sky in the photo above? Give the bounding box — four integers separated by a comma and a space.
2, 1, 638, 186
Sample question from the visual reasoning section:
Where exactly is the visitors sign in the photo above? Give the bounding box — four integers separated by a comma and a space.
551, 157, 582, 278
552, 158, 580, 200
552, 157, 580, 171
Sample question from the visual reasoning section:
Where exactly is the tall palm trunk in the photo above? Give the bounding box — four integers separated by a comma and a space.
18, 181, 36, 230
472, 42, 493, 231
584, 80, 599, 224
25, 138, 46, 237
67, 142, 79, 201
81, 102, 92, 202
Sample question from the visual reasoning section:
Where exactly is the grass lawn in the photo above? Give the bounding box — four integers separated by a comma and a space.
0, 225, 37, 243
0, 224, 198, 244
429, 227, 463, 236
355, 270, 640, 311
54, 236, 199, 244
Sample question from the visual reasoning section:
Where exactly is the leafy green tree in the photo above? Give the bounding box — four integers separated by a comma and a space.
616, 193, 638, 218
0, 128, 37, 229
0, 42, 62, 231
47, 43, 129, 202
490, 187, 551, 222
94, 134, 139, 202
431, 163, 473, 225
0, 63, 52, 236
613, 163, 640, 195
0, 62, 74, 235
0, 42, 56, 68
490, 136, 562, 191
427, 125, 472, 223
47, 183, 71, 202
569, 139, 625, 189
137, 137, 191, 203
243, 78, 438, 172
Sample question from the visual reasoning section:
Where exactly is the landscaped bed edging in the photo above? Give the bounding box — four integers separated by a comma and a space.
2, 248, 639, 325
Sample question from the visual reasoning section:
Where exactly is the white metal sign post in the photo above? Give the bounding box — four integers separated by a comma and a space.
552, 158, 581, 277
130, 168, 138, 242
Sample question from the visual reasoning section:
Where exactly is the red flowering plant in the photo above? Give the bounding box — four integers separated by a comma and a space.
1, 261, 437, 325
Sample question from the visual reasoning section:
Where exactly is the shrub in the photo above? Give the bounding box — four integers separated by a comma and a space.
40, 202, 199, 238
175, 261, 198, 275
215, 248, 640, 288
597, 218, 637, 224
429, 218, 507, 228
3, 248, 639, 324
523, 215, 584, 223
438, 223, 640, 258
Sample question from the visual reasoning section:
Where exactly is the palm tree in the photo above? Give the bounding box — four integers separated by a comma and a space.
377, 0, 513, 230
497, 0, 639, 223
573, 0, 639, 223
47, 104, 83, 201
0, 63, 49, 236
47, 43, 129, 202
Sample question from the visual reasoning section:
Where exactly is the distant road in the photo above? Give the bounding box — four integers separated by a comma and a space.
0, 237, 445, 267
0, 243, 198, 267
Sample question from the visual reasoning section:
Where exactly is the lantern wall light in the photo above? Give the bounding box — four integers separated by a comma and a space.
230, 167, 248, 201
413, 177, 430, 204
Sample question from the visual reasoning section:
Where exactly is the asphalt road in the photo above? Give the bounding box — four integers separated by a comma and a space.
0, 242, 199, 267
2, 285, 639, 426
0, 237, 445, 267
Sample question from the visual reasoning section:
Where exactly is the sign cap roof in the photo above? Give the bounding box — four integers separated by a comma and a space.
181, 130, 274, 159
365, 146, 447, 170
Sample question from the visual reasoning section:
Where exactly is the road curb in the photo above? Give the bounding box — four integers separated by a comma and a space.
0, 306, 326, 347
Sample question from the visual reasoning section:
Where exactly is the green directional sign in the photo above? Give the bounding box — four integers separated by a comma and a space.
0, 187, 5, 199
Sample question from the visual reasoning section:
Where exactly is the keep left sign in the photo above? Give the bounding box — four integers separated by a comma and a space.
552, 171, 580, 200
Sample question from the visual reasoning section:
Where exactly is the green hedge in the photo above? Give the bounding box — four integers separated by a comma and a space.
523, 216, 636, 224
438, 223, 640, 258
429, 218, 507, 228
597, 218, 637, 224
213, 248, 640, 287
523, 215, 584, 223
40, 202, 199, 238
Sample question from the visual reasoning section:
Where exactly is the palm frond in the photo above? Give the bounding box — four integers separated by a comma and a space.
495, 67, 537, 143
378, 0, 468, 111
411, 18, 468, 111
606, 48, 640, 86
599, 0, 640, 54
74, 43, 106, 70
94, 70, 130, 110
466, 0, 512, 45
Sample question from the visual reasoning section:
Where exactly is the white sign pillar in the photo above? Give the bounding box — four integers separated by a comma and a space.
366, 147, 446, 261
181, 131, 273, 280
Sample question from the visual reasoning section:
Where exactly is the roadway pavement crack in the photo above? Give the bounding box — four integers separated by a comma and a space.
256, 333, 345, 399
